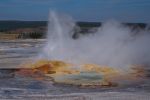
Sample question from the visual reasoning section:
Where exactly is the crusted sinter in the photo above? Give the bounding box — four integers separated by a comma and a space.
16, 59, 146, 87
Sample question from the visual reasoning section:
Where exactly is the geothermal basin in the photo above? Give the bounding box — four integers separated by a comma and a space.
0, 12, 150, 99
0, 39, 150, 99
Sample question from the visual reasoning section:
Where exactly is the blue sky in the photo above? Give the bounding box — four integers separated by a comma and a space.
0, 0, 150, 22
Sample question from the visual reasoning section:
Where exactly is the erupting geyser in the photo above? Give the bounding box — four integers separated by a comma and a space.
20, 11, 150, 87
40, 11, 76, 61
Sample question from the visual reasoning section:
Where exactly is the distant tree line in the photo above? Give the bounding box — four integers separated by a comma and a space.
0, 21, 47, 32
0, 21, 149, 40
18, 32, 45, 39
0, 21, 149, 32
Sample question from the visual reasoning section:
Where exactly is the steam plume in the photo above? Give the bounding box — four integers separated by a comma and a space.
40, 11, 150, 69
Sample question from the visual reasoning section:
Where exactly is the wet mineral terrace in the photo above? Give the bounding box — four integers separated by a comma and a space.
0, 39, 150, 99
0, 39, 45, 68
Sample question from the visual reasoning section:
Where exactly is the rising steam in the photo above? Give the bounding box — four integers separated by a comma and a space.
40, 11, 150, 69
